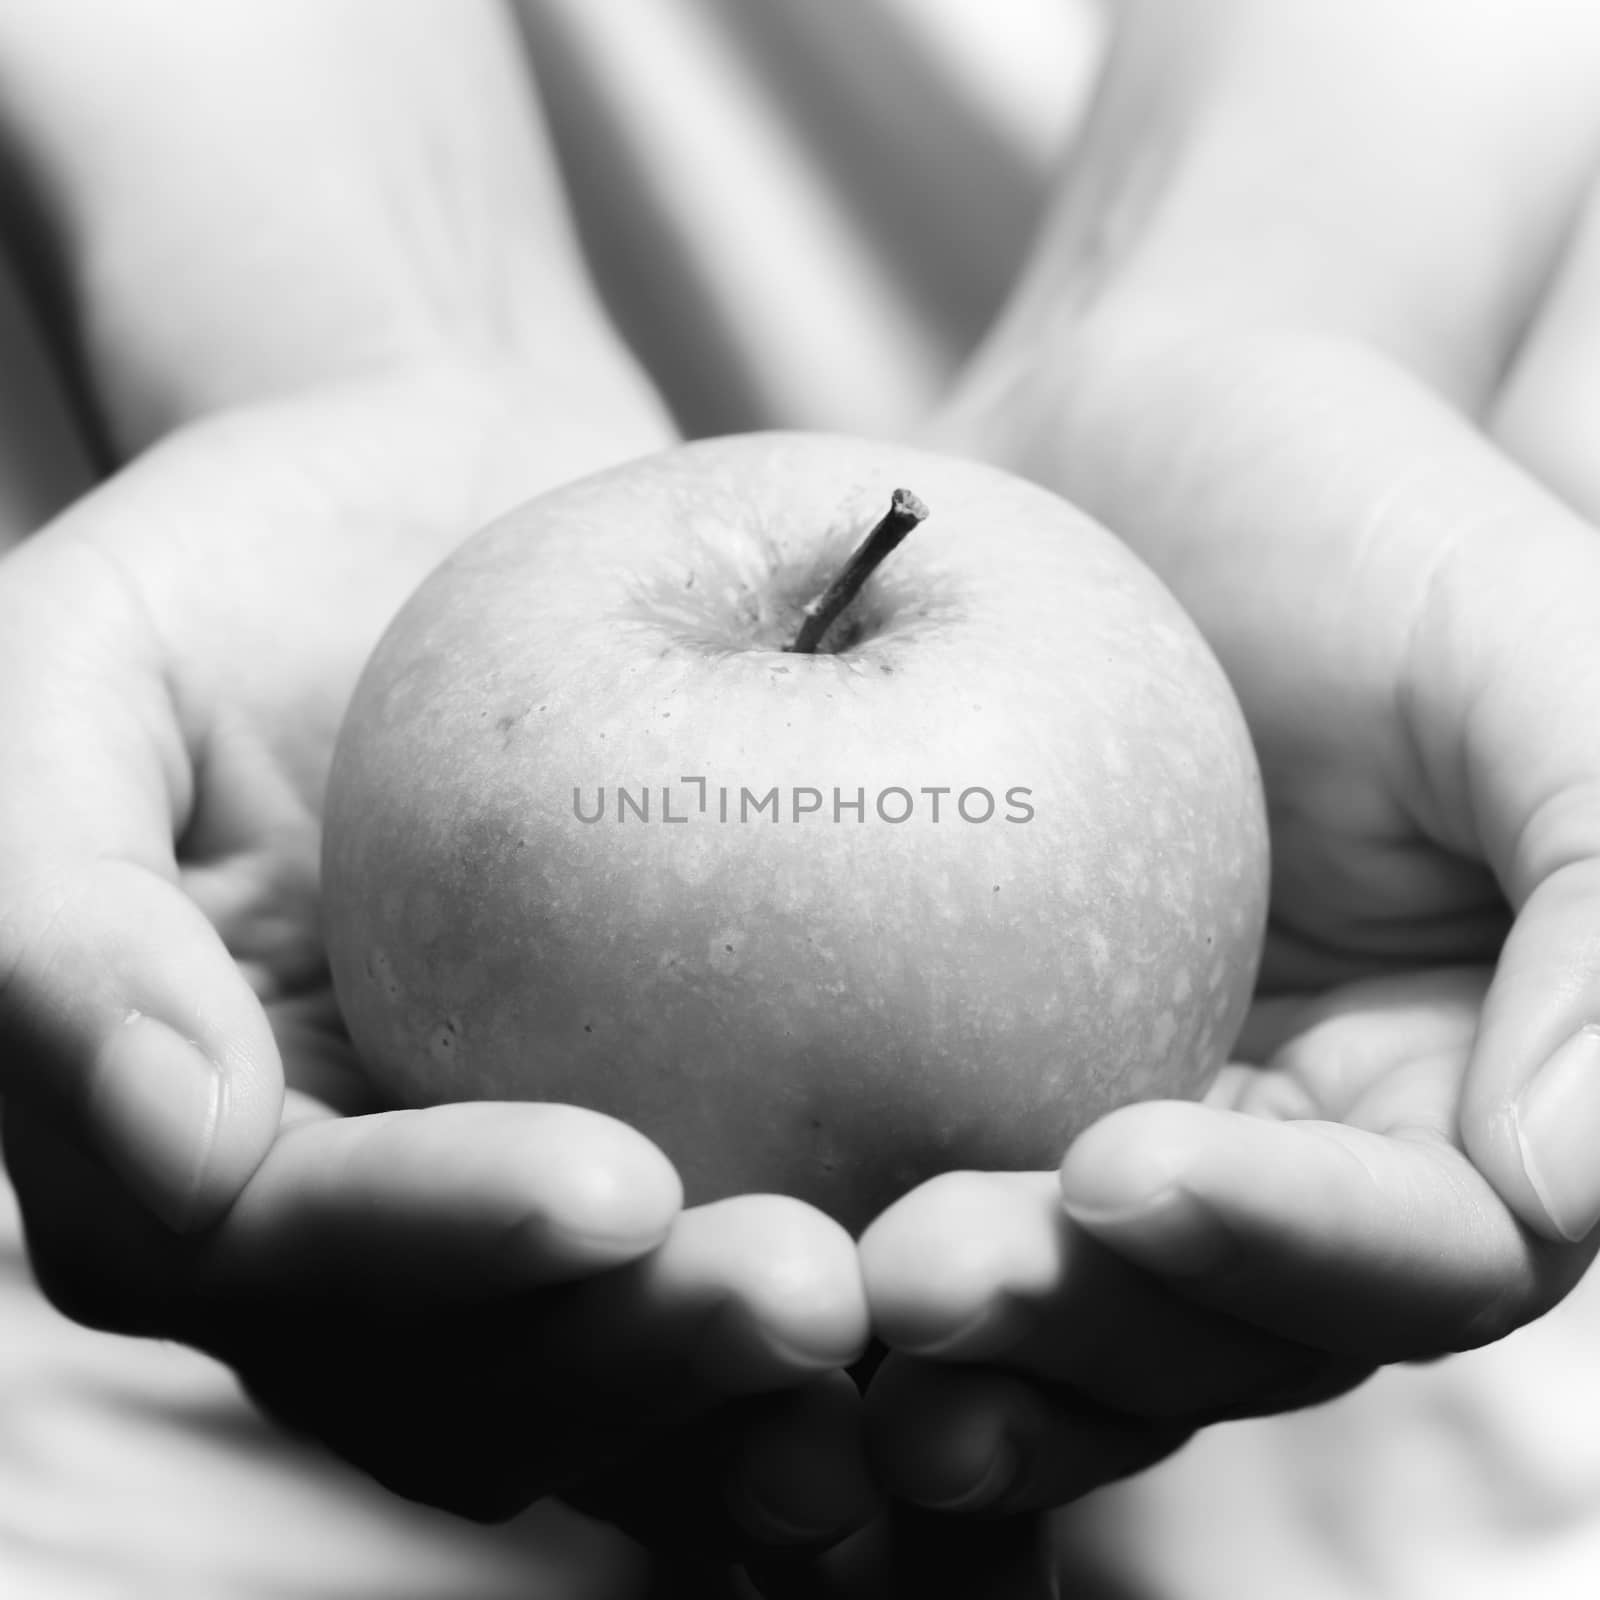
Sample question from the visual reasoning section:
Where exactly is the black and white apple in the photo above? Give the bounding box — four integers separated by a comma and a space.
322, 432, 1268, 1231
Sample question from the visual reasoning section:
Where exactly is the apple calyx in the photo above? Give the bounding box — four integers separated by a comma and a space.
785, 488, 929, 655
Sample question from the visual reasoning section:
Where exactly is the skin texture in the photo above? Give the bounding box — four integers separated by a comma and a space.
322, 432, 1269, 1231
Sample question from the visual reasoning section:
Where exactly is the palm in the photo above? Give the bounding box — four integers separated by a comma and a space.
1238, 590, 1509, 997
940, 333, 1527, 995
57, 375, 571, 1104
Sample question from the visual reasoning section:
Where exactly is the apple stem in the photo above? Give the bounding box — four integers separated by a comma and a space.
786, 488, 929, 654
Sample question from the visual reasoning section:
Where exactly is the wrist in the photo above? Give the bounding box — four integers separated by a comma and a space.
74, 208, 632, 458
950, 0, 1600, 432
247, 347, 680, 513
430, 349, 681, 508
0, 0, 640, 458
83, 278, 671, 461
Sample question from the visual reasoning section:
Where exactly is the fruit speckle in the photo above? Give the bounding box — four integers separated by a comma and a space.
708, 932, 743, 974
428, 1017, 463, 1065
367, 950, 402, 1001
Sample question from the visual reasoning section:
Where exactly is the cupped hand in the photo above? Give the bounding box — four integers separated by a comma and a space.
6, 1092, 872, 1555
860, 0, 1600, 1547
859, 967, 1580, 1517
864, 308, 1600, 1540
0, 364, 568, 1228
931, 0, 1600, 1254
0, 368, 879, 1569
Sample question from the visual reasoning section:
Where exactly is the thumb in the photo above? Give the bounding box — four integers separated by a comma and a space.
1465, 203, 1600, 1244
1400, 472, 1600, 1244
1466, 872, 1600, 1245
0, 531, 282, 1229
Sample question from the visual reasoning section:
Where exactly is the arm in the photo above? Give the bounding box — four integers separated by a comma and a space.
953, 0, 1599, 414
0, 0, 666, 453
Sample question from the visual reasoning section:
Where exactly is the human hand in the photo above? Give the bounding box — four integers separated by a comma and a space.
934, 0, 1600, 1246
0, 364, 612, 1228
859, 0, 1600, 1544
0, 4, 884, 1580
6, 1093, 873, 1559
859, 968, 1575, 1517
0, 369, 879, 1574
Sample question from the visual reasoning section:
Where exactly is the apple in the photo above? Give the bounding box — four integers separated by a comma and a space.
322, 432, 1268, 1232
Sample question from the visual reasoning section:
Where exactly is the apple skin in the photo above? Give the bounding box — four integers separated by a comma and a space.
322, 432, 1268, 1232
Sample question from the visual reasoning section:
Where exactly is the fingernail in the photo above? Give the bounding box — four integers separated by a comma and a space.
694, 1298, 865, 1391
88, 1014, 221, 1233
1514, 1024, 1600, 1242
544, 1125, 683, 1260
913, 1439, 1018, 1512
1061, 1185, 1238, 1278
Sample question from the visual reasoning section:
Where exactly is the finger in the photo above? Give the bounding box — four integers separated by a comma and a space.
200, 1100, 687, 1299
523, 1196, 871, 1513
529, 1193, 870, 1417
8, 1106, 865, 1521
2, 1096, 684, 1330
569, 1371, 878, 1563
861, 1170, 1367, 1517
724, 1373, 880, 1550
864, 1170, 1343, 1418
447, 1195, 871, 1513
1060, 1096, 1580, 1355
0, 530, 283, 1228
1381, 459, 1600, 1242
1230, 966, 1487, 1086
313, 1194, 870, 1513
864, 1353, 1186, 1518
1456, 180, 1600, 1246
